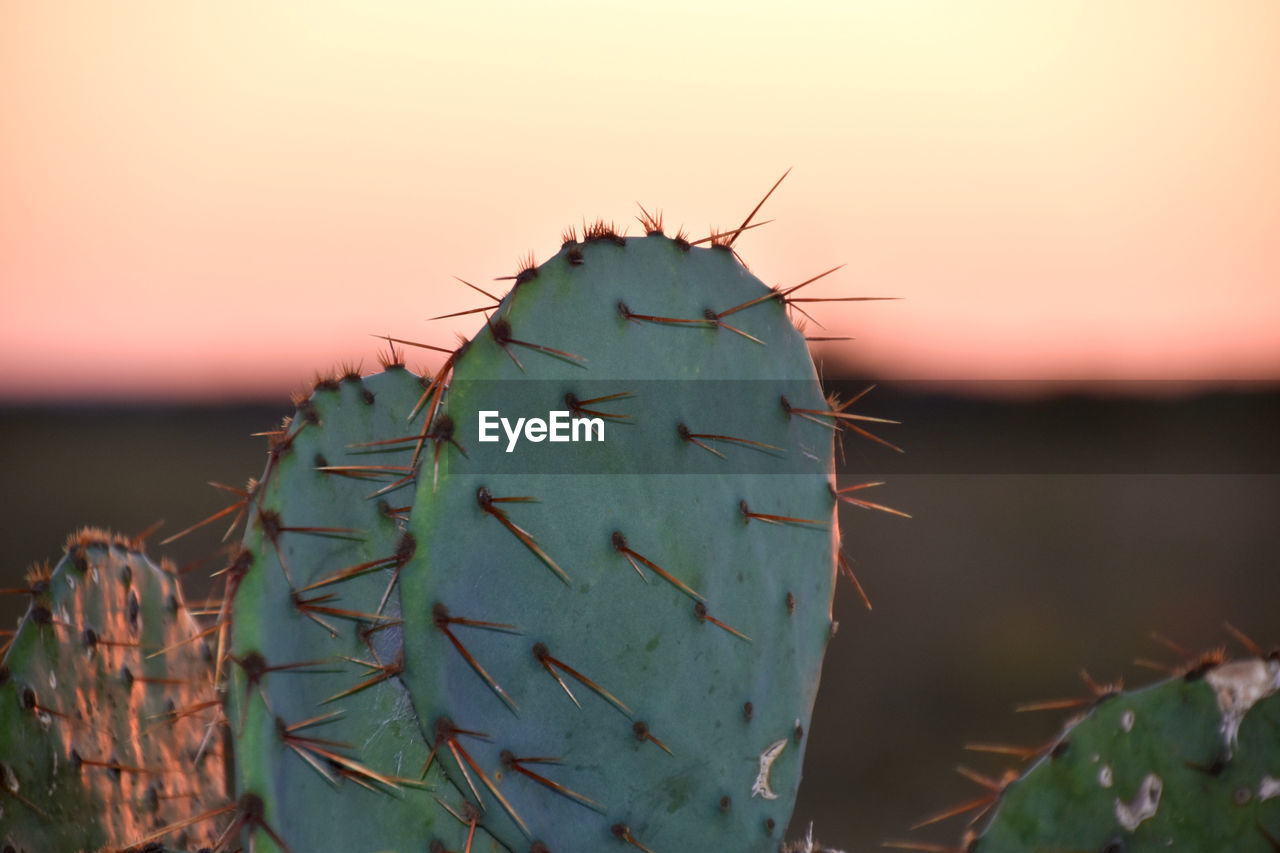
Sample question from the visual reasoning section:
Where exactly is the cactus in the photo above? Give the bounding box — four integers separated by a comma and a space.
227, 364, 503, 852
400, 229, 845, 852
3, 193, 906, 852
0, 529, 226, 852
3, 189, 1275, 853
954, 655, 1280, 852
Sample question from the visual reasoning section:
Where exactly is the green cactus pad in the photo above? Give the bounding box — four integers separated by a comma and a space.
970, 657, 1280, 852
0, 530, 226, 852
228, 366, 502, 853
401, 234, 842, 852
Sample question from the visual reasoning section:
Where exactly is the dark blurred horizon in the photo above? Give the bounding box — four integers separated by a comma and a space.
3, 381, 1278, 850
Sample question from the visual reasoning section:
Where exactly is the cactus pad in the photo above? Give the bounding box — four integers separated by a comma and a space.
969, 657, 1280, 852
228, 366, 502, 852
400, 234, 843, 852
0, 529, 226, 852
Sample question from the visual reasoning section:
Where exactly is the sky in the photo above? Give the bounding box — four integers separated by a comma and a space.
2, 1, 1278, 401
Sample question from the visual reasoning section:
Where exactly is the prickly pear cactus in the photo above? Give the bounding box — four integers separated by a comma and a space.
0, 530, 226, 852
227, 366, 502, 852
401, 231, 844, 851
969, 657, 1280, 852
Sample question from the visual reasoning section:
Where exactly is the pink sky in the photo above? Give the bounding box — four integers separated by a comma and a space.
2, 1, 1278, 401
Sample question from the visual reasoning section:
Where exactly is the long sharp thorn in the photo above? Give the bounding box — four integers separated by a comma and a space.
627, 547, 704, 602
681, 426, 783, 455
451, 738, 531, 838
716, 263, 844, 319
408, 368, 447, 424
882, 841, 966, 852
376, 565, 402, 616
793, 407, 898, 425
371, 334, 453, 354
788, 296, 901, 303
612, 531, 704, 602
540, 657, 582, 707
909, 795, 996, 830
285, 710, 345, 732
690, 218, 774, 247
836, 484, 912, 518
621, 550, 653, 582
161, 497, 247, 545
297, 555, 397, 593
740, 502, 825, 527
535, 643, 630, 715
431, 304, 501, 321
114, 802, 237, 852
727, 167, 790, 247
316, 464, 414, 479
788, 301, 824, 328
294, 597, 398, 625
346, 434, 419, 449
144, 621, 220, 659
322, 662, 402, 704
479, 489, 570, 584
955, 765, 1009, 791
455, 275, 503, 302
277, 522, 363, 535
842, 422, 905, 454
305, 743, 400, 789
1015, 696, 1094, 713
779, 264, 847, 298
504, 751, 603, 812
1224, 621, 1263, 656
689, 436, 726, 458
714, 290, 777, 320
838, 494, 912, 518
447, 740, 484, 808
622, 309, 710, 327
694, 601, 752, 642
838, 548, 873, 610
366, 470, 417, 500
438, 623, 518, 713
288, 742, 340, 784
715, 318, 765, 344
964, 741, 1042, 759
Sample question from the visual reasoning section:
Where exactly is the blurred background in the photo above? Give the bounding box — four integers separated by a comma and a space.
3, 2, 1278, 850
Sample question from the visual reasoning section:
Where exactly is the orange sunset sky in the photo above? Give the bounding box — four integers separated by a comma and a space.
2, 1, 1278, 401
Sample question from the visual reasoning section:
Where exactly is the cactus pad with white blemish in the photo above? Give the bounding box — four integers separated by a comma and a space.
400, 233, 845, 852
970, 657, 1280, 852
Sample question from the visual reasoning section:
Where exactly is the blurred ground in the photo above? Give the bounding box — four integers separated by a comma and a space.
2, 382, 1277, 851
